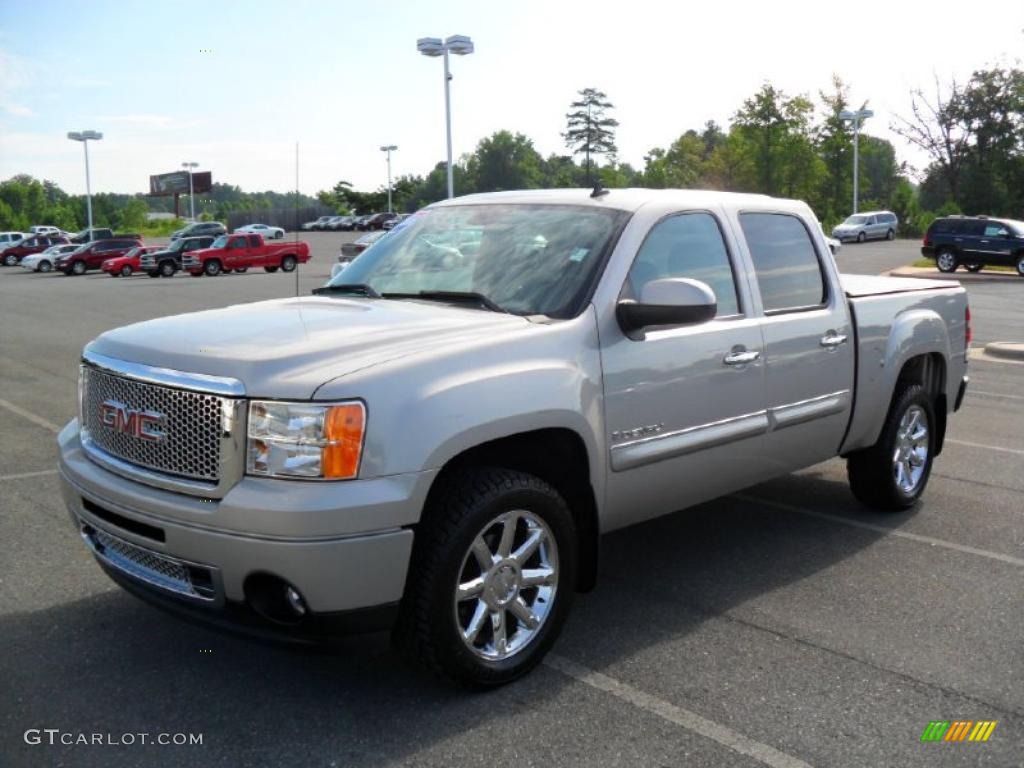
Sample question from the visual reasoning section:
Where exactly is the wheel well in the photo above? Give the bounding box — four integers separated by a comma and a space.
427, 428, 599, 593
897, 353, 947, 455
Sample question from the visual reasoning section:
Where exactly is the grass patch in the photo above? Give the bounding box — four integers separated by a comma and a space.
911, 259, 1015, 273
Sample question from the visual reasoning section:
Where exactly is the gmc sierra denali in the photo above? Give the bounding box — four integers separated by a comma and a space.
58, 189, 969, 686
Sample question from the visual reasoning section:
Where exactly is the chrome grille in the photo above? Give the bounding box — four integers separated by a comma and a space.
82, 524, 216, 601
82, 366, 223, 482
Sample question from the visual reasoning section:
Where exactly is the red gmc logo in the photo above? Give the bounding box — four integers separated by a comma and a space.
99, 399, 166, 442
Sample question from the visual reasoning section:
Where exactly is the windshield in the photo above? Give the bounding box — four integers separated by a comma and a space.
842, 215, 868, 225
210, 235, 229, 248
327, 204, 626, 317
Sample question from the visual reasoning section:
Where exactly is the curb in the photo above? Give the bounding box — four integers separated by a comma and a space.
984, 342, 1024, 362
886, 267, 1020, 283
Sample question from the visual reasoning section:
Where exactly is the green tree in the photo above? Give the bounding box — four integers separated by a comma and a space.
465, 131, 543, 192
817, 75, 854, 221
563, 88, 619, 184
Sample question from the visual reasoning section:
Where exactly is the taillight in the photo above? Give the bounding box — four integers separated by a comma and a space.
965, 306, 972, 348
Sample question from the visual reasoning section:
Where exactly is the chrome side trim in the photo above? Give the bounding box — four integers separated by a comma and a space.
82, 348, 246, 397
611, 410, 770, 471
769, 390, 851, 430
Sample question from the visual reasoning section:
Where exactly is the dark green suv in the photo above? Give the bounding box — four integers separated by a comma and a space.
922, 215, 1024, 275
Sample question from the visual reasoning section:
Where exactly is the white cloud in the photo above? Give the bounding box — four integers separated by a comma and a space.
4, 103, 33, 117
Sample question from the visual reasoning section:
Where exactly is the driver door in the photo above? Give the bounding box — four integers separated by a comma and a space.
601, 210, 768, 532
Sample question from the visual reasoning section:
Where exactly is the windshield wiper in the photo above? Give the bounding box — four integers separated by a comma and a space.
381, 290, 507, 313
311, 283, 381, 298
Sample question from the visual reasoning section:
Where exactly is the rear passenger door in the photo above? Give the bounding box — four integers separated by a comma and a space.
955, 220, 985, 261
738, 212, 855, 471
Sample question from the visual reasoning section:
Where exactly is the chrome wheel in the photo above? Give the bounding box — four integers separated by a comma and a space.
893, 405, 928, 495
936, 251, 957, 272
454, 509, 558, 662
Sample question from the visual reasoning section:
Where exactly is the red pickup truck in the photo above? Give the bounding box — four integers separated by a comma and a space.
181, 233, 311, 276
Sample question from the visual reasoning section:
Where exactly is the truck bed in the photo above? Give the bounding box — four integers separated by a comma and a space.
840, 273, 960, 297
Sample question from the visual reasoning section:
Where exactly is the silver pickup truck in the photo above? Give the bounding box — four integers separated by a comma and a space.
58, 189, 969, 686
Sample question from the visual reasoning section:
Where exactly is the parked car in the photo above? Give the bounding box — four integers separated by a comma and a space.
234, 223, 285, 240
382, 213, 411, 231
181, 233, 311, 276
69, 227, 114, 244
29, 225, 68, 237
101, 245, 161, 277
921, 215, 1024, 275
55, 237, 142, 275
364, 212, 398, 231
139, 236, 217, 277
21, 243, 79, 273
303, 216, 334, 231
0, 232, 27, 248
352, 214, 374, 231
1, 234, 71, 265
831, 211, 898, 243
171, 221, 226, 240
340, 230, 387, 260
61, 188, 969, 686
328, 216, 357, 231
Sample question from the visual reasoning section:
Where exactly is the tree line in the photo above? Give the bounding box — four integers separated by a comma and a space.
3, 67, 1020, 235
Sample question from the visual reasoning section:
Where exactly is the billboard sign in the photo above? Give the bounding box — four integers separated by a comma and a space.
149, 170, 212, 196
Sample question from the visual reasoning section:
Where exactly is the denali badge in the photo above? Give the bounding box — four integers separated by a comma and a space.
99, 399, 166, 442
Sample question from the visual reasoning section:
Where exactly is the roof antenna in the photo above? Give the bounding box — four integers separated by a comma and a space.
590, 181, 609, 198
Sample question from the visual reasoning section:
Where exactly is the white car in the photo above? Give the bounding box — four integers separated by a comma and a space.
21, 244, 80, 273
233, 223, 285, 239
29, 225, 66, 237
0, 232, 27, 248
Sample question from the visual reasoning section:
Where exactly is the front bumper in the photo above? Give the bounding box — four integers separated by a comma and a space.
58, 419, 430, 639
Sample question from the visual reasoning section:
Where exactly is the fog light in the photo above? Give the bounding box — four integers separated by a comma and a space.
285, 586, 306, 615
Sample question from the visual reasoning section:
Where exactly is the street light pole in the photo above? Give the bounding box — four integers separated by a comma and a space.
67, 130, 103, 237
839, 108, 873, 214
417, 35, 474, 199
182, 161, 199, 220
380, 145, 397, 213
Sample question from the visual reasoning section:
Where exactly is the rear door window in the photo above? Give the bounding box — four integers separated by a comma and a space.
961, 220, 985, 236
740, 213, 827, 313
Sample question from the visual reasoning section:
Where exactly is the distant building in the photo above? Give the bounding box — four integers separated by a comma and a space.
145, 212, 176, 221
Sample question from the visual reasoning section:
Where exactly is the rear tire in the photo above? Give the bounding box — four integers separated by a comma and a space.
936, 249, 958, 273
281, 255, 297, 272
886, 229, 895, 240
847, 383, 936, 511
857, 231, 866, 243
264, 266, 279, 273
397, 467, 576, 688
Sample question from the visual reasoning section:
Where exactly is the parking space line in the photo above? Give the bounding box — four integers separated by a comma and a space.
735, 494, 1024, 567
545, 654, 813, 768
0, 397, 61, 434
946, 438, 1024, 457
0, 469, 58, 482
968, 389, 1024, 402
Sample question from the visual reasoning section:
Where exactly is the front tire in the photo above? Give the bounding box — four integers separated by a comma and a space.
203, 259, 222, 276
936, 249, 958, 273
159, 261, 176, 278
71, 260, 86, 275
39, 261, 52, 273
397, 468, 576, 687
120, 265, 133, 277
847, 383, 935, 511
1016, 253, 1024, 276
3, 253, 16, 266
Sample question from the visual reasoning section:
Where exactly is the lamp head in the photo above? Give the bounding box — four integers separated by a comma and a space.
417, 37, 444, 57
445, 34, 474, 55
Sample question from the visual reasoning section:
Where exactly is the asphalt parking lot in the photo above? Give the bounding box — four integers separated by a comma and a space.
1, 237, 1021, 767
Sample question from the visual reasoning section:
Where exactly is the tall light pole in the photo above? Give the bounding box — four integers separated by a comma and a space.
417, 34, 474, 199
380, 145, 397, 213
839, 108, 874, 214
67, 130, 102, 237
182, 161, 199, 220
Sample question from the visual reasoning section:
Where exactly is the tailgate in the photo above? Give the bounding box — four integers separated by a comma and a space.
841, 273, 960, 298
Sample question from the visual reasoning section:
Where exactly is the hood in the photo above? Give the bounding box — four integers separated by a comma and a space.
86, 296, 532, 399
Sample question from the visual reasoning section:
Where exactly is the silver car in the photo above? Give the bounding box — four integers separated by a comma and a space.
832, 211, 898, 243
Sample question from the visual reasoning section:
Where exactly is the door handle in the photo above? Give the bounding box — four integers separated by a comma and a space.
723, 349, 760, 366
820, 332, 848, 348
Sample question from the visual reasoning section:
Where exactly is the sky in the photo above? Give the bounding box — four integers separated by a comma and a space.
1, 0, 1022, 197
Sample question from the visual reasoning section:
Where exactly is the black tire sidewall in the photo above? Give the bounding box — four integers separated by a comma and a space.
413, 472, 577, 686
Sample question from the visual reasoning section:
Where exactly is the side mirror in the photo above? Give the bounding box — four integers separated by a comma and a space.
616, 278, 717, 335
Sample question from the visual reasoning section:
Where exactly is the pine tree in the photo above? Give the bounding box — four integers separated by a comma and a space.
563, 88, 620, 184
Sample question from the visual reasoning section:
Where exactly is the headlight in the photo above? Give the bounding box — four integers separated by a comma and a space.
246, 400, 365, 480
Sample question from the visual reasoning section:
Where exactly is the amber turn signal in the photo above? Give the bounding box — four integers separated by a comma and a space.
322, 403, 366, 479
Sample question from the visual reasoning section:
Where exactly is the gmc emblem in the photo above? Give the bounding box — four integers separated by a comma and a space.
99, 399, 166, 442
